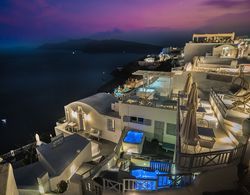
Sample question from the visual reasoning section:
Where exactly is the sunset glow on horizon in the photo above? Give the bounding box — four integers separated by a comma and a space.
0, 0, 250, 46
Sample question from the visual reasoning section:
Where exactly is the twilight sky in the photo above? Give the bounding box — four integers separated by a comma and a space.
0, 0, 250, 46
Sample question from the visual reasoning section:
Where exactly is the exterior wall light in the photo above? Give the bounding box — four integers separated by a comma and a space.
71, 111, 78, 119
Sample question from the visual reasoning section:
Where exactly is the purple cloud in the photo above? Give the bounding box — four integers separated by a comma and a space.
197, 10, 250, 34
203, 0, 250, 9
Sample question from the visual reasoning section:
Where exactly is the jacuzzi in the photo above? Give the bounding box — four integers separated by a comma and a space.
131, 169, 171, 190
122, 130, 145, 154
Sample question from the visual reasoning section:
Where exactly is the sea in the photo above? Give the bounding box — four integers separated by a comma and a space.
0, 49, 142, 154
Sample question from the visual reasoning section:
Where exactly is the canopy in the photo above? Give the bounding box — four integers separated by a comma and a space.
180, 105, 198, 146
183, 73, 193, 94
186, 82, 198, 109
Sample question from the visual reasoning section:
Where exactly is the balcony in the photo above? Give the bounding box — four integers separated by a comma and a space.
176, 92, 247, 172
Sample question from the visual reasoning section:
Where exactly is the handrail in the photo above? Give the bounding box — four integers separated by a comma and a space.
103, 178, 123, 193
210, 88, 228, 116
123, 172, 195, 192
0, 142, 36, 160
177, 145, 245, 170
81, 128, 126, 179
130, 153, 173, 162
100, 171, 196, 192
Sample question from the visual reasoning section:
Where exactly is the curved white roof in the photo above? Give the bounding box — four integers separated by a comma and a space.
76, 93, 117, 115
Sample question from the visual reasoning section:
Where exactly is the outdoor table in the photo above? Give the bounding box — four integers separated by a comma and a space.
197, 126, 215, 138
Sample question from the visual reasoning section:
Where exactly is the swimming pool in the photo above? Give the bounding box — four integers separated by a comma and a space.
123, 130, 144, 144
131, 169, 172, 190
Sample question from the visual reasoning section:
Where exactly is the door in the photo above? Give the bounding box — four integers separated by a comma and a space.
154, 121, 164, 142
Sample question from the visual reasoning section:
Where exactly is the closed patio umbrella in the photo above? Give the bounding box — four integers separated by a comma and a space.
180, 105, 198, 146
186, 82, 198, 109
183, 73, 193, 94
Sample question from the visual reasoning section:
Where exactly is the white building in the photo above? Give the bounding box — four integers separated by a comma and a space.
13, 134, 92, 194
55, 71, 178, 153
184, 32, 250, 63
0, 163, 19, 195
56, 93, 122, 143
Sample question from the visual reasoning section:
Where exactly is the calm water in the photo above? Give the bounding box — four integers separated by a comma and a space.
0, 49, 142, 154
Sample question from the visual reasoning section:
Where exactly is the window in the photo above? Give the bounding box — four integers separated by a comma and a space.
130, 117, 137, 123
107, 119, 115, 131
138, 117, 144, 124
166, 123, 176, 136
124, 116, 151, 126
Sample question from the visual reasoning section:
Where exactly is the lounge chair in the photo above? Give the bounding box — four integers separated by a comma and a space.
231, 92, 250, 112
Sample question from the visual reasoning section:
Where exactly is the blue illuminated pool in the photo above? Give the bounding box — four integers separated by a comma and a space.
131, 169, 172, 190
123, 130, 144, 144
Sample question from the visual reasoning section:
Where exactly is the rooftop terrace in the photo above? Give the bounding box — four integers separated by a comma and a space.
121, 75, 177, 110
176, 89, 248, 171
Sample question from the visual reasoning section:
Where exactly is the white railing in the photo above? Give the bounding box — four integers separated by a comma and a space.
85, 172, 195, 193
103, 179, 123, 193
122, 173, 194, 192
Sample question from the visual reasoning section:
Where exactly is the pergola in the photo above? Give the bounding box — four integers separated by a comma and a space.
192, 32, 235, 43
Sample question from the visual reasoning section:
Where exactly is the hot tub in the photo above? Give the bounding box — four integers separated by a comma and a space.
122, 130, 145, 154
131, 169, 171, 190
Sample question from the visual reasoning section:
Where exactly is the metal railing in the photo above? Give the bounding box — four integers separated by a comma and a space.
178, 145, 245, 170
0, 142, 36, 160
210, 88, 228, 117
81, 128, 126, 179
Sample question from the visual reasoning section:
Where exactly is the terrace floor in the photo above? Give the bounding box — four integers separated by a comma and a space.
180, 100, 236, 154
122, 77, 177, 110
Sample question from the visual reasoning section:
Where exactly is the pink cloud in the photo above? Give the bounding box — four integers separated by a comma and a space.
0, 0, 249, 44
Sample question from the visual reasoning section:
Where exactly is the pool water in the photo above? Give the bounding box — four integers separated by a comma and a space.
123, 130, 144, 144
131, 169, 172, 190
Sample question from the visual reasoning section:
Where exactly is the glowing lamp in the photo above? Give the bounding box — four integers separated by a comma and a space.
71, 111, 77, 119
84, 114, 91, 121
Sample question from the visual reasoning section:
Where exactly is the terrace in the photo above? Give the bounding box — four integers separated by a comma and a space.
82, 128, 196, 194
121, 70, 177, 110
192, 63, 250, 77
192, 33, 235, 43
176, 88, 248, 172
